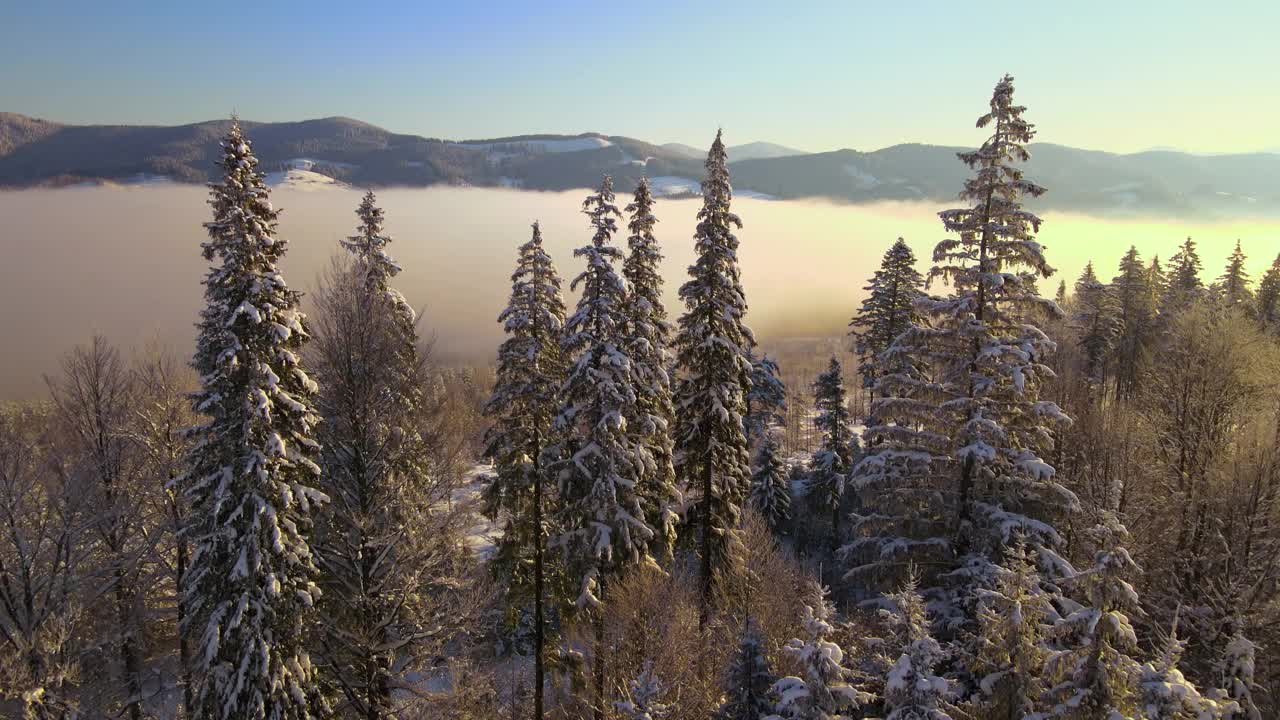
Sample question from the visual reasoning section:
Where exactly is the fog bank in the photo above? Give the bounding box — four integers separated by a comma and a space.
2, 185, 1277, 400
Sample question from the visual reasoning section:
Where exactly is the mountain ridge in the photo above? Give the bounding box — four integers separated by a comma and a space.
2, 112, 1278, 217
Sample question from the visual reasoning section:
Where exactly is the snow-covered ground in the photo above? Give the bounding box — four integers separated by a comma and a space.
455, 464, 501, 558
263, 168, 347, 190
285, 157, 356, 171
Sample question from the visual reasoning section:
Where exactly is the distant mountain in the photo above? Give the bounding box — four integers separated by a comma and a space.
663, 140, 807, 162
3, 112, 1278, 216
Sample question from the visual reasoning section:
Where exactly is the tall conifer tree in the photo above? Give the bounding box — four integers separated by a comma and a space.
673, 131, 755, 618
183, 120, 327, 719
1071, 262, 1121, 385
311, 191, 436, 717
622, 177, 680, 561
1256, 253, 1280, 334
850, 238, 923, 407
1160, 238, 1204, 317
810, 357, 853, 547
483, 221, 567, 719
1214, 240, 1254, 313
1110, 246, 1156, 399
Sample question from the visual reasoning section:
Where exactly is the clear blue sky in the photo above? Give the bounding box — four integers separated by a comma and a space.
5, 1, 1277, 153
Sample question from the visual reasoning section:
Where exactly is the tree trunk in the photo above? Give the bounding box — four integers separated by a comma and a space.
533, 437, 545, 720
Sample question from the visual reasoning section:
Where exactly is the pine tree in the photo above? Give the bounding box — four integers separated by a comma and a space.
850, 237, 923, 407
1055, 280, 1069, 309
1213, 240, 1253, 313
746, 353, 788, 447
1040, 520, 1143, 720
182, 120, 327, 719
1110, 246, 1156, 399
482, 221, 568, 719
550, 176, 657, 720
880, 576, 955, 720
1255, 253, 1280, 333
1160, 238, 1204, 317
810, 357, 853, 547
311, 191, 436, 717
749, 434, 792, 533
1071, 262, 1121, 385
768, 585, 873, 720
970, 540, 1051, 720
1138, 612, 1228, 720
622, 177, 680, 561
718, 618, 778, 720
673, 130, 756, 618
551, 175, 656, 608
614, 662, 671, 720
1220, 630, 1262, 720
930, 74, 1076, 626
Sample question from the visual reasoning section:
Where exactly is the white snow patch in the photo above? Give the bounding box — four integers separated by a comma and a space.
842, 164, 881, 189
648, 176, 702, 197
285, 157, 356, 171
264, 169, 346, 190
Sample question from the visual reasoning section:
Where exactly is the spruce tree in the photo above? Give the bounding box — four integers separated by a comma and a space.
1220, 630, 1262, 720
1160, 238, 1204, 317
769, 585, 873, 720
622, 177, 680, 561
880, 577, 955, 720
483, 221, 567, 720
749, 434, 792, 534
551, 175, 656, 607
746, 353, 788, 447
1255, 253, 1280, 334
182, 120, 327, 719
1213, 240, 1254, 313
550, 176, 656, 719
718, 618, 778, 720
855, 76, 1074, 636
810, 357, 853, 547
850, 237, 923, 407
1040, 521, 1143, 720
311, 190, 435, 717
1138, 613, 1227, 720
1071, 262, 1121, 385
1110, 246, 1156, 399
970, 540, 1051, 720
673, 130, 755, 618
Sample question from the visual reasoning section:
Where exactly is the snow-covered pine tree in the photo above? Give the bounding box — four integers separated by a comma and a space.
880, 576, 955, 720
614, 662, 671, 720
1138, 611, 1230, 720
622, 177, 680, 561
970, 540, 1051, 720
1212, 240, 1254, 314
768, 585, 873, 720
1110, 246, 1157, 399
749, 434, 792, 534
924, 75, 1077, 637
810, 357, 853, 547
746, 353, 788, 448
1039, 520, 1143, 720
1071, 262, 1122, 386
1256, 253, 1280, 334
310, 190, 437, 717
1160, 238, 1205, 317
482, 220, 568, 719
551, 175, 656, 608
850, 237, 923, 408
673, 130, 756, 618
1220, 629, 1262, 720
718, 618, 778, 720
1055, 280, 1069, 309
182, 120, 327, 719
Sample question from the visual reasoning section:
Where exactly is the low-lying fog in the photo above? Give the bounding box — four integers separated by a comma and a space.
2, 185, 1277, 400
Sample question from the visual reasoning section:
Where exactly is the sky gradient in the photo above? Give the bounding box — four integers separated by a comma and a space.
4, 1, 1278, 154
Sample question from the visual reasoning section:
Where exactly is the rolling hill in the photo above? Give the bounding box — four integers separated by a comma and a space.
3, 112, 1278, 217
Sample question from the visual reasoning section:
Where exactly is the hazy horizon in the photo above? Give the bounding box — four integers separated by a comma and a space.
2, 184, 1275, 401
5, 3, 1278, 155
